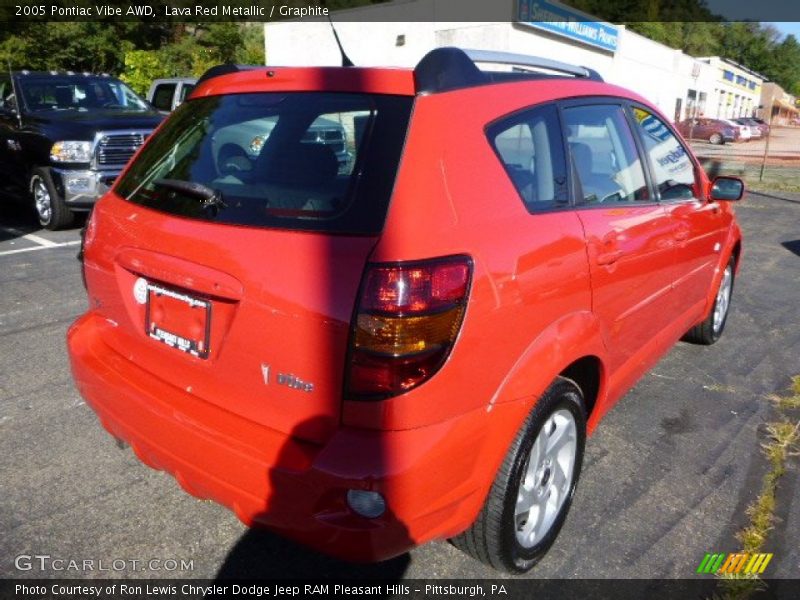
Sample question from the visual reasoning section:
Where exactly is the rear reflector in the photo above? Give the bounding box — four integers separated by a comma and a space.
345, 256, 472, 400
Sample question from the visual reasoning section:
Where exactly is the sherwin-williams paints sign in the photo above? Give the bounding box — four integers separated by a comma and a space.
517, 0, 619, 54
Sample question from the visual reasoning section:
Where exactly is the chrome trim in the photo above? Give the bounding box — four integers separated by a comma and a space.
90, 129, 153, 170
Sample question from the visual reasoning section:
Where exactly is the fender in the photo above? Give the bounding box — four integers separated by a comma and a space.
488, 309, 607, 411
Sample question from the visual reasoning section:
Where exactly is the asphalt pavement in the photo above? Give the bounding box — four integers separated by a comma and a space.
1, 191, 798, 581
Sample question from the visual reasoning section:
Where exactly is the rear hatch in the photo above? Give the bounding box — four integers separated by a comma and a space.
85, 90, 413, 443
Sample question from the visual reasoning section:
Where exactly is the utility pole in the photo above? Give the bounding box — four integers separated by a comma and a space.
759, 101, 774, 182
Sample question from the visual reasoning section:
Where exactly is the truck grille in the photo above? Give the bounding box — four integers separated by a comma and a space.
95, 132, 150, 167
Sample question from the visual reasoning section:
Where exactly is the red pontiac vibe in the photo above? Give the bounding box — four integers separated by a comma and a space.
67, 48, 744, 573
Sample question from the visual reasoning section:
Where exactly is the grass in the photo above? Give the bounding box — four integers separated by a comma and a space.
698, 159, 800, 194
710, 378, 800, 600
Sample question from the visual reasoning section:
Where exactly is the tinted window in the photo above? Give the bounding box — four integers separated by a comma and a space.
489, 104, 567, 212
17, 76, 149, 112
630, 107, 696, 201
563, 104, 649, 205
0, 75, 15, 112
115, 92, 413, 234
152, 83, 177, 111
179, 84, 195, 103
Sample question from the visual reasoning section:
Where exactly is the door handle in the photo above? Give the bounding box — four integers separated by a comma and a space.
675, 230, 690, 242
596, 250, 622, 265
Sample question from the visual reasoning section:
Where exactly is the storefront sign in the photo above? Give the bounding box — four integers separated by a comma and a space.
517, 0, 619, 54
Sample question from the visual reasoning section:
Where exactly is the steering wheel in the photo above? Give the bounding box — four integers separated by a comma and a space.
101, 102, 124, 109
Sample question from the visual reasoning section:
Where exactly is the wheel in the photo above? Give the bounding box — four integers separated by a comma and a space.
450, 377, 586, 573
709, 133, 723, 145
31, 167, 74, 230
682, 256, 735, 345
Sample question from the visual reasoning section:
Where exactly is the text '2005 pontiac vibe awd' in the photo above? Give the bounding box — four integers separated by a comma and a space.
67, 48, 744, 573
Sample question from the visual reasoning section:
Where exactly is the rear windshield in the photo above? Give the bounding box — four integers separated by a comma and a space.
115, 92, 413, 234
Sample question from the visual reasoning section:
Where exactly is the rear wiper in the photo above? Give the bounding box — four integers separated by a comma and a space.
153, 179, 228, 210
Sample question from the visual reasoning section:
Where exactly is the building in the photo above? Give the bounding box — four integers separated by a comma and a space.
698, 57, 764, 120
759, 82, 799, 125
263, 0, 760, 124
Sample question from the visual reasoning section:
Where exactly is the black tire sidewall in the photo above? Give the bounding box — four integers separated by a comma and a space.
30, 171, 53, 228
30, 167, 72, 230
501, 380, 587, 572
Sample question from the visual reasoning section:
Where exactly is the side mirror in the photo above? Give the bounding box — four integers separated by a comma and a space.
710, 176, 744, 201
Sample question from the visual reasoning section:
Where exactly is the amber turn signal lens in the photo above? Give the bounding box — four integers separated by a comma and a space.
346, 256, 472, 400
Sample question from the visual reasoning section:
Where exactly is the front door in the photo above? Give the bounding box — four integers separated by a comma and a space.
628, 105, 727, 319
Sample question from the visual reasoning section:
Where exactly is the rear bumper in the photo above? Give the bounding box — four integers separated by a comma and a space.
66, 312, 487, 562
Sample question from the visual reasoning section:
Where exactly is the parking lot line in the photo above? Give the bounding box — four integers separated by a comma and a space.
0, 227, 59, 248
0, 240, 80, 257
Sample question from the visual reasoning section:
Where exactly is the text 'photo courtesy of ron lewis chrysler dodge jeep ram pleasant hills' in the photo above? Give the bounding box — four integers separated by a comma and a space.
66, 47, 744, 574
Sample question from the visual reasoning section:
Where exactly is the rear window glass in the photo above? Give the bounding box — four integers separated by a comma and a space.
115, 92, 413, 234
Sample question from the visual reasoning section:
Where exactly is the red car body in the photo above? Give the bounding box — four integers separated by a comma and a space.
67, 49, 743, 567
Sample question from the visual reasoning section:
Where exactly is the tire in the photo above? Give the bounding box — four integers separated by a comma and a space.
450, 377, 586, 573
682, 256, 735, 345
709, 133, 723, 145
31, 167, 74, 230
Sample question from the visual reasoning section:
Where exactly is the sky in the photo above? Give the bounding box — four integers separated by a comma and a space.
769, 22, 800, 40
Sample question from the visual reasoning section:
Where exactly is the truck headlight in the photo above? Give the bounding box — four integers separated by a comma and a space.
51, 141, 93, 163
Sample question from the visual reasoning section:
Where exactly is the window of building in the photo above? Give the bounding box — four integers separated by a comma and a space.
723, 70, 734, 82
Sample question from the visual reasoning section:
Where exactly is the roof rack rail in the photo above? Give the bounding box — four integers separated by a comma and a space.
414, 47, 603, 95
464, 49, 603, 81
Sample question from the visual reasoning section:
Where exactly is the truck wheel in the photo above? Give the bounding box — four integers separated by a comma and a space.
709, 133, 723, 145
450, 377, 586, 573
31, 168, 73, 230
682, 256, 735, 345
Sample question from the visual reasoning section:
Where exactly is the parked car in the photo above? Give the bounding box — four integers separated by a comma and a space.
215, 115, 353, 174
675, 117, 738, 144
734, 118, 761, 138
735, 117, 768, 137
146, 77, 196, 113
0, 71, 163, 229
151, 76, 353, 172
723, 118, 752, 141
67, 48, 744, 574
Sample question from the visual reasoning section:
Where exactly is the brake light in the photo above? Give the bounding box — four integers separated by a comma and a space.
345, 256, 472, 400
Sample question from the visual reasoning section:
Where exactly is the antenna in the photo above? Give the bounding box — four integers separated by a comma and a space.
326, 13, 354, 67
6, 60, 23, 127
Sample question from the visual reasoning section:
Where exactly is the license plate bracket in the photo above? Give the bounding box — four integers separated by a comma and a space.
144, 282, 211, 359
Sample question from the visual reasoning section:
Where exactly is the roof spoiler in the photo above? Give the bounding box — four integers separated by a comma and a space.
414, 47, 603, 94
195, 64, 262, 88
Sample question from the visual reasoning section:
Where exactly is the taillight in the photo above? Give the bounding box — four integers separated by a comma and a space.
345, 255, 472, 400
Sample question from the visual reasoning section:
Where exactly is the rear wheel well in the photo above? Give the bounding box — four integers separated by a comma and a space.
560, 356, 602, 418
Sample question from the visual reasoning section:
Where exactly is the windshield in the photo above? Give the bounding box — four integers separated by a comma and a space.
114, 92, 413, 234
17, 76, 150, 112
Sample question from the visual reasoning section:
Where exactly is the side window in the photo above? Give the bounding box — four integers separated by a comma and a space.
179, 84, 195, 104
630, 107, 697, 201
152, 83, 176, 111
489, 104, 568, 212
562, 104, 649, 205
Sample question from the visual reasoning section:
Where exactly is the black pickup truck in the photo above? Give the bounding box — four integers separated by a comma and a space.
0, 71, 164, 229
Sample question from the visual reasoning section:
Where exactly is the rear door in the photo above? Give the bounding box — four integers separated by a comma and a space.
563, 100, 677, 371
628, 104, 727, 317
86, 91, 412, 443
